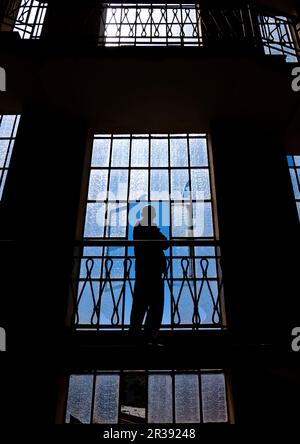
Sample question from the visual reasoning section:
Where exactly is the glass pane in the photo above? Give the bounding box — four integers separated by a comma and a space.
189, 138, 208, 167
0, 140, 10, 168
106, 203, 127, 237
294, 156, 300, 166
171, 203, 193, 238
151, 139, 168, 167
129, 170, 148, 200
91, 139, 110, 167
88, 170, 108, 200
289, 170, 300, 199
196, 281, 219, 324
150, 169, 169, 200
175, 374, 200, 423
171, 169, 190, 200
191, 169, 211, 199
66, 375, 93, 424
193, 202, 214, 237
111, 138, 130, 167
148, 374, 173, 423
99, 282, 124, 325
0, 170, 7, 200
77, 281, 100, 324
287, 155, 294, 167
0, 115, 16, 137
170, 138, 188, 167
109, 170, 128, 200
93, 374, 120, 424
84, 203, 106, 238
202, 373, 228, 423
131, 138, 149, 167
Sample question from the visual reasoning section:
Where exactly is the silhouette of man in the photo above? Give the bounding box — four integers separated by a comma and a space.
129, 205, 168, 345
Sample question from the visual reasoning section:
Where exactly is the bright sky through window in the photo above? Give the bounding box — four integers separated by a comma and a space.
258, 15, 298, 62
102, 3, 201, 46
13, 0, 47, 39
0, 115, 20, 200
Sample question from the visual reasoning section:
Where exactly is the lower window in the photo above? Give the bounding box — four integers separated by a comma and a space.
65, 369, 230, 424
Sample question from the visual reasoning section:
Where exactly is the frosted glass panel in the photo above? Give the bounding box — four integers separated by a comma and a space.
93, 375, 120, 424
189, 138, 208, 166
84, 203, 106, 237
131, 139, 149, 167
171, 169, 190, 199
130, 170, 148, 200
294, 156, 300, 166
193, 202, 214, 237
106, 203, 127, 237
88, 170, 108, 200
151, 139, 168, 167
0, 115, 16, 137
109, 170, 128, 200
66, 375, 93, 423
191, 169, 211, 199
202, 373, 228, 423
170, 139, 188, 167
175, 375, 200, 423
111, 138, 130, 167
0, 140, 10, 168
150, 169, 169, 199
148, 374, 173, 423
171, 203, 192, 237
92, 139, 110, 167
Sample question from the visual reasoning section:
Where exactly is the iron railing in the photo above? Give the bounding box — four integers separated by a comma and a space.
1, 2, 300, 61
2, 0, 47, 39
70, 239, 226, 331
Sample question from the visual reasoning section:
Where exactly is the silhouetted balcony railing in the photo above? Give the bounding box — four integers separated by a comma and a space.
70, 240, 226, 331
2, 0, 47, 40
1, 2, 299, 61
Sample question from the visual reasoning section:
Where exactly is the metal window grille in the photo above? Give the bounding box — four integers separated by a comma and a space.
258, 15, 299, 62
11, 0, 47, 39
100, 3, 202, 47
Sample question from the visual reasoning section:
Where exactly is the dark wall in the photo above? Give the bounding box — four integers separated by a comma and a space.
0, 104, 88, 424
211, 122, 300, 344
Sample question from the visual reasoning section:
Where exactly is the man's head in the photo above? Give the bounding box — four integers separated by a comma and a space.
141, 205, 156, 226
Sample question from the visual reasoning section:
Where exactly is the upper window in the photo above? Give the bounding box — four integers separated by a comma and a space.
100, 3, 201, 46
13, 0, 47, 39
287, 155, 300, 220
0, 115, 20, 200
258, 15, 298, 63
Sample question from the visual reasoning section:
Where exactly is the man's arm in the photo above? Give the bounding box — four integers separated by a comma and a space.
153, 227, 169, 250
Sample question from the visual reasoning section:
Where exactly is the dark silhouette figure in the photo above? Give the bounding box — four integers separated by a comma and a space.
129, 205, 168, 344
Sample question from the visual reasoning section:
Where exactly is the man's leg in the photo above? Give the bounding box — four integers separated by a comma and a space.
129, 281, 148, 334
144, 278, 164, 341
